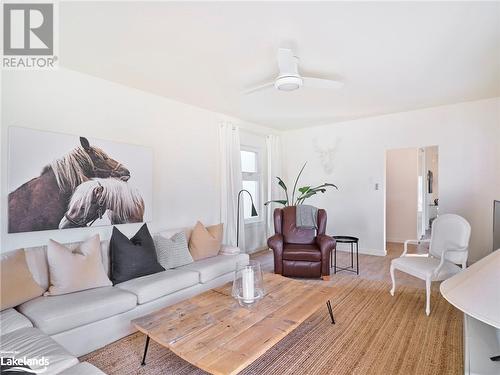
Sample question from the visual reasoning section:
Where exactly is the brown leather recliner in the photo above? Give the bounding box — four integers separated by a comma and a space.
267, 206, 336, 280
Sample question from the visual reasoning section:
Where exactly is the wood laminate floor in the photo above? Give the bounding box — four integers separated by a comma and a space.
251, 241, 437, 291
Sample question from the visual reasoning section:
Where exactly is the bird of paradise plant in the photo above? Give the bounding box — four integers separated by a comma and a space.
264, 162, 338, 206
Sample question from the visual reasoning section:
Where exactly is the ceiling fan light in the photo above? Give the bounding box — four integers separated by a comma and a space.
278, 83, 299, 91
275, 76, 302, 91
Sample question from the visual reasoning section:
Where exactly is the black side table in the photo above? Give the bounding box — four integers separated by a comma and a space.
331, 236, 359, 275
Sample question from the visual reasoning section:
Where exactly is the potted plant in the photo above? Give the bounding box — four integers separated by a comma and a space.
265, 162, 337, 206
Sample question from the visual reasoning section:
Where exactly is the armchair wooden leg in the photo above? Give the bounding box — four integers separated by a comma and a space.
322, 275, 331, 281
425, 278, 431, 316
390, 264, 396, 296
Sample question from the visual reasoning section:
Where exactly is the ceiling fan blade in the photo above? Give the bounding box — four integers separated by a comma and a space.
277, 48, 299, 76
243, 81, 274, 95
302, 76, 344, 90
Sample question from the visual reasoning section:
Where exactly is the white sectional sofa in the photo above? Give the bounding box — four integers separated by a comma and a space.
0, 228, 249, 374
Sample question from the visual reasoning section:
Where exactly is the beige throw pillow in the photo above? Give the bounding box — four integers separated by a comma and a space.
45, 235, 112, 296
188, 222, 223, 260
1, 249, 44, 310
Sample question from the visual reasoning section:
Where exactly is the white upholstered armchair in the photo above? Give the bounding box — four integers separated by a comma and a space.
390, 214, 471, 316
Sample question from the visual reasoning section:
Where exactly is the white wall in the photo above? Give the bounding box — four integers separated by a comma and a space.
282, 98, 500, 262
386, 147, 418, 243
1, 68, 275, 253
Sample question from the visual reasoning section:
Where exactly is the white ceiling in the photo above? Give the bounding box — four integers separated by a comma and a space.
60, 2, 500, 130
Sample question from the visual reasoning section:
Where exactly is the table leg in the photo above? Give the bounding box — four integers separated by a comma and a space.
356, 242, 359, 275
350, 242, 353, 268
141, 335, 150, 366
326, 300, 335, 324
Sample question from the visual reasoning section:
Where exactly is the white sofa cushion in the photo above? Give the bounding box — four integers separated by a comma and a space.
115, 269, 199, 304
59, 362, 106, 375
0, 308, 33, 335
176, 253, 249, 283
0, 327, 78, 375
18, 287, 137, 335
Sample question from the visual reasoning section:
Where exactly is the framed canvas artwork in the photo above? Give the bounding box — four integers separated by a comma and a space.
8, 127, 153, 233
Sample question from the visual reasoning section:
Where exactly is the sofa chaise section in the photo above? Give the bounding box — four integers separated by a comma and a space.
0, 327, 79, 375
18, 286, 137, 335
0, 308, 33, 335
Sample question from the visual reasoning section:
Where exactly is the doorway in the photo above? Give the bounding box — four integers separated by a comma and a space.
385, 146, 439, 250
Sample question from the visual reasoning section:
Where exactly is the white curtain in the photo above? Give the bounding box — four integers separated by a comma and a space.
266, 134, 284, 238
219, 122, 245, 250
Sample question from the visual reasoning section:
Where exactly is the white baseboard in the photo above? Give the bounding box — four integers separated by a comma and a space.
336, 247, 386, 257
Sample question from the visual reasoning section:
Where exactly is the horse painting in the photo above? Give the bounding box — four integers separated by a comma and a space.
58, 178, 144, 229
8, 137, 131, 233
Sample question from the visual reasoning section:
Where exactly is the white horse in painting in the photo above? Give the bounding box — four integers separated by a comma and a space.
59, 178, 144, 228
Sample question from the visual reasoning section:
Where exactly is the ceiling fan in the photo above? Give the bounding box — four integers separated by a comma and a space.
244, 48, 344, 95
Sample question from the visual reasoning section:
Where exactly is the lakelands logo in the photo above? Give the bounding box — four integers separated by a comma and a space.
0, 353, 50, 373
2, 2, 58, 69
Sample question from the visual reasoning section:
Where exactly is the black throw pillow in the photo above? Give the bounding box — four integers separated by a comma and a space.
110, 224, 164, 284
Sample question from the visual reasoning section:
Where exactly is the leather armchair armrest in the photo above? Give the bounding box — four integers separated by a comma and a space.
316, 235, 336, 276
268, 234, 284, 275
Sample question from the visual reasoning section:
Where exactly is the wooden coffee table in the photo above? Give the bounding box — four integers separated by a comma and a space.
132, 273, 335, 375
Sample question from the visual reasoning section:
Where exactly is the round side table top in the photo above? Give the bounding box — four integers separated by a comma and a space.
332, 235, 359, 243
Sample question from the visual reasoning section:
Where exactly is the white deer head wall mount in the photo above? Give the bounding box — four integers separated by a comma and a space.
312, 137, 339, 175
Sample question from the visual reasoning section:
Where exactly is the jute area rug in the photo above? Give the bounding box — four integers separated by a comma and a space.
81, 278, 463, 375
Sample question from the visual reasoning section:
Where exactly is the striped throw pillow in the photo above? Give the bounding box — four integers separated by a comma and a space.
153, 232, 193, 269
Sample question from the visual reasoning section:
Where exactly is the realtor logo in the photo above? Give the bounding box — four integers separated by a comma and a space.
2, 2, 58, 69
0, 352, 50, 374
4, 3, 53, 55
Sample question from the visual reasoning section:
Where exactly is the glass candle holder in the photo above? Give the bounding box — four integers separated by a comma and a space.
232, 260, 265, 308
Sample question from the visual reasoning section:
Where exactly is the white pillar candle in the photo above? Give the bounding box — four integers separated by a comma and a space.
242, 267, 254, 303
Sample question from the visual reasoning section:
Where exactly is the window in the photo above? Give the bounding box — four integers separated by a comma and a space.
241, 148, 261, 222
241, 150, 257, 173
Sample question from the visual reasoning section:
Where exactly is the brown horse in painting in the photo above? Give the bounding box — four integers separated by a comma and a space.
58, 178, 145, 229
8, 137, 131, 233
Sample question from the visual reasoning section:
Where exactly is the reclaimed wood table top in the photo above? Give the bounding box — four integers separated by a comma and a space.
132, 273, 335, 375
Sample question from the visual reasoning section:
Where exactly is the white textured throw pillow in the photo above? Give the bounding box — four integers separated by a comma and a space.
154, 232, 193, 269
45, 235, 112, 296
